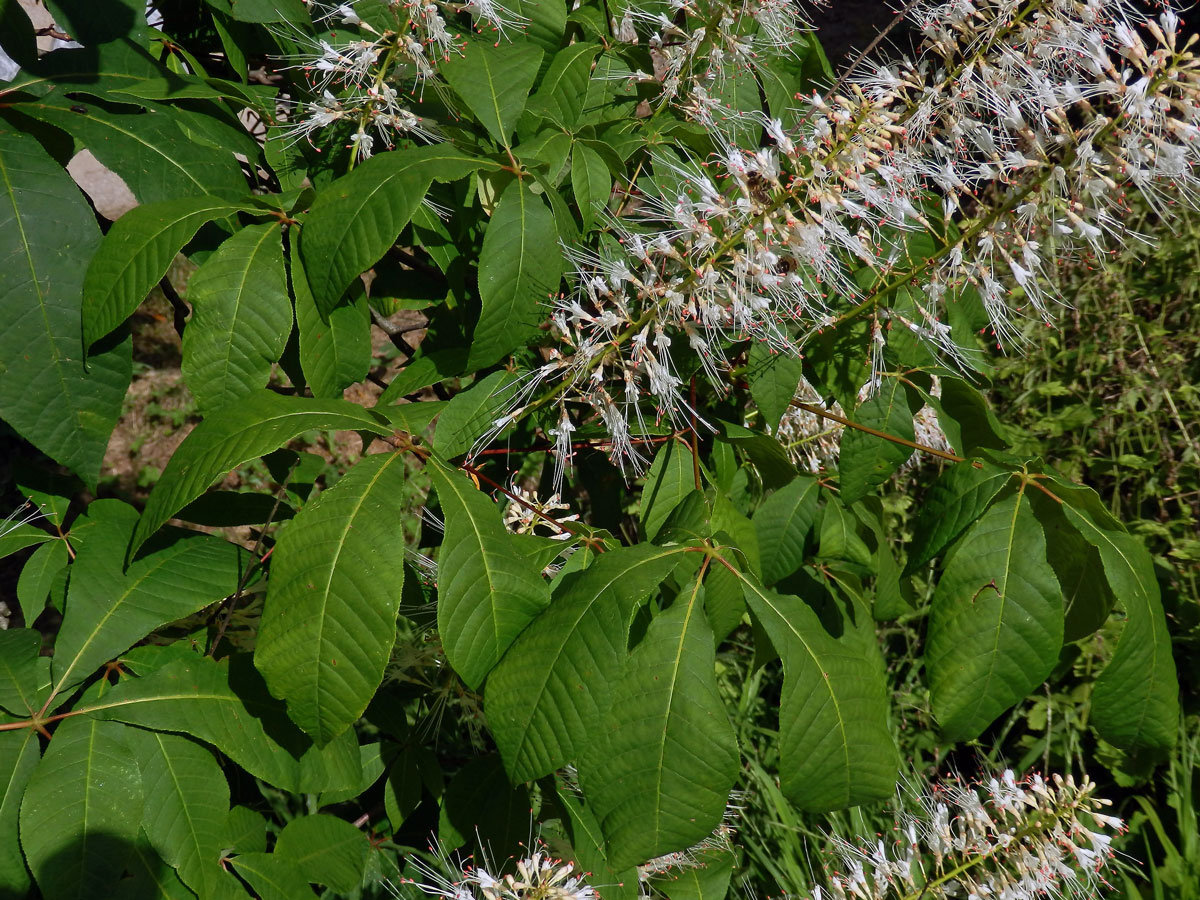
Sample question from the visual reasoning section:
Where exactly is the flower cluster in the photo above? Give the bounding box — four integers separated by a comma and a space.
546, 0, 1200, 473
812, 769, 1124, 900
398, 844, 597, 900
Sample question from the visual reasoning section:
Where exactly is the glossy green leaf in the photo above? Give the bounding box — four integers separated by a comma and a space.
181, 222, 291, 411
754, 475, 818, 586
50, 500, 244, 705
433, 369, 521, 459
131, 391, 391, 554
16, 538, 68, 626
82, 195, 255, 350
486, 544, 691, 781
571, 143, 611, 230
926, 492, 1063, 741
1058, 496, 1178, 750
469, 179, 562, 368
0, 730, 39, 896
228, 852, 315, 900
0, 629, 41, 717
87, 654, 362, 794
126, 728, 231, 898
0, 127, 130, 486
300, 146, 493, 315
274, 814, 369, 892
0, 523, 52, 559
13, 99, 246, 205
838, 379, 916, 504
428, 463, 552, 688
580, 578, 739, 869
642, 441, 696, 541
228, 806, 269, 854
747, 343, 805, 433
19, 717, 144, 900
440, 40, 543, 147
740, 572, 898, 810
293, 254, 371, 399
529, 42, 602, 127
905, 460, 1011, 573
817, 495, 872, 567
204, 0, 307, 22
256, 452, 410, 745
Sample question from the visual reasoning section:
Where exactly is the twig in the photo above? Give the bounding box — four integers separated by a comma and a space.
790, 399, 977, 466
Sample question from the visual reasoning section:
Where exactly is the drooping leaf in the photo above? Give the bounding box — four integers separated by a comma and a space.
86, 653, 362, 794
816, 495, 872, 567
904, 460, 1011, 573
131, 391, 391, 554
580, 578, 739, 869
528, 42, 602, 127
273, 814, 369, 893
49, 500, 244, 704
293, 253, 371, 399
747, 343, 805, 433
300, 146, 494, 315
570, 143, 611, 230
0, 629, 42, 717
753, 475, 818, 586
19, 717, 144, 900
256, 452, 411, 745
1056, 492, 1178, 750
486, 544, 691, 781
82, 195, 256, 350
16, 538, 68, 626
228, 852, 316, 900
930, 377, 1009, 455
641, 441, 696, 541
440, 40, 543, 146
125, 728, 231, 898
428, 463, 552, 688
838, 379, 917, 504
468, 180, 562, 369
0, 126, 130, 486
925, 491, 1063, 741
181, 221, 292, 412
740, 572, 898, 810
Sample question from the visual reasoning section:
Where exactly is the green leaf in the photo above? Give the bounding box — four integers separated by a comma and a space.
227, 806, 268, 854
50, 499, 245, 704
580, 578, 739, 868
116, 830, 207, 900
557, 785, 640, 900
754, 475, 818, 586
300, 145, 493, 316
439, 755, 531, 855
0, 522, 52, 559
0, 629, 41, 717
469, 180, 562, 368
181, 222, 291, 411
838, 379, 917, 504
86, 654, 361, 793
131, 391, 391, 554
651, 845, 734, 900
817, 495, 872, 568
1057, 496, 1178, 750
529, 43, 602, 127
13, 99, 247, 204
428, 463, 552, 688
714, 422, 796, 489
433, 369, 521, 459
747, 344, 804, 433
0, 730, 39, 896
19, 717, 144, 900
441, 40, 543, 147
0, 127, 130, 486
126, 728, 231, 898
228, 852, 316, 900
293, 254, 371, 399
256, 452, 410, 745
82, 195, 255, 350
274, 814, 369, 892
904, 460, 1011, 573
926, 492, 1063, 741
204, 0, 307, 22
740, 572, 898, 810
486, 544, 691, 781
931, 377, 1008, 455
571, 143, 611, 230
16, 538, 68, 626
641, 441, 696, 541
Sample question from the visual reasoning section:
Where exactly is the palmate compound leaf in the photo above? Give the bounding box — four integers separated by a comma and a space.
130, 391, 392, 555
427, 462, 552, 689
0, 730, 40, 896
739, 570, 899, 811
0, 126, 130, 487
579, 577, 740, 870
85, 653, 362, 794
256, 452, 411, 745
82, 195, 259, 350
124, 728, 231, 899
300, 145, 498, 316
19, 716, 144, 900
925, 491, 1063, 742
485, 544, 695, 782
1049, 480, 1179, 750
46, 499, 245, 708
180, 221, 292, 412
468, 179, 563, 370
